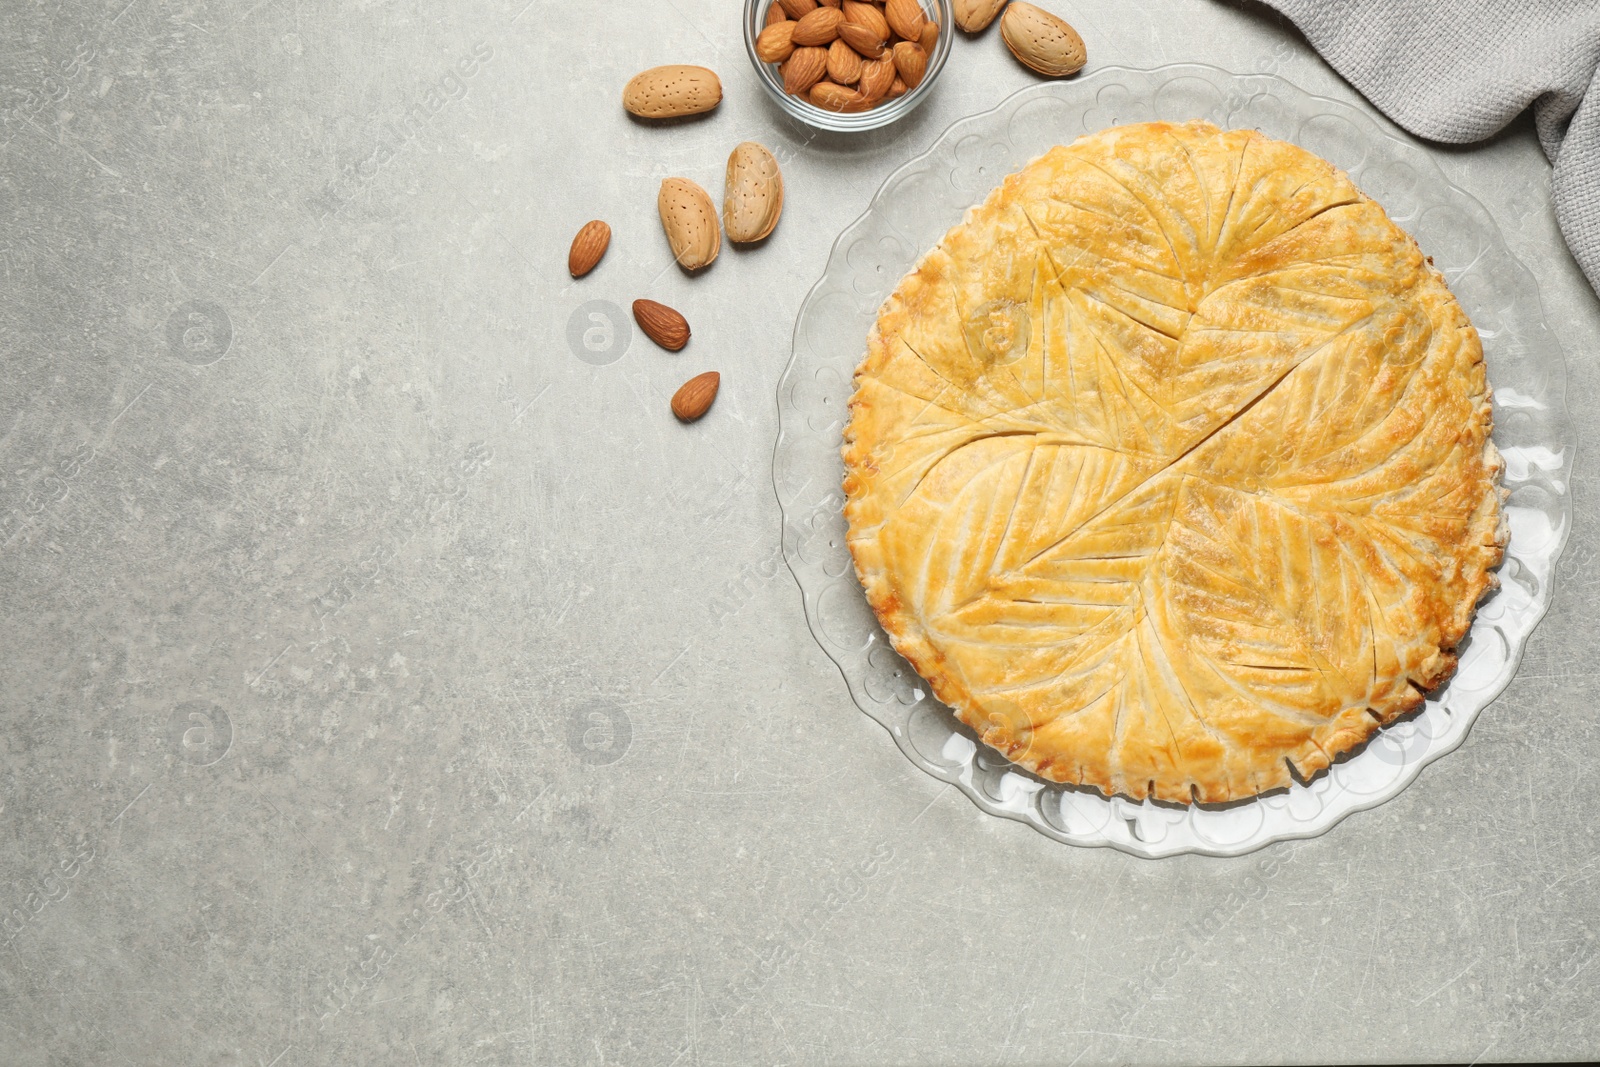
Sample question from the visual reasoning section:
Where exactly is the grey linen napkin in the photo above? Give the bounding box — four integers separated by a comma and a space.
1260, 0, 1600, 294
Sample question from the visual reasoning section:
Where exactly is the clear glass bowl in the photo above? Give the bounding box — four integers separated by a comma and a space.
772, 64, 1575, 858
743, 0, 954, 132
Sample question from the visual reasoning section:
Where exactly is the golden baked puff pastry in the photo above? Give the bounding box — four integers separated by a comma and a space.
842, 120, 1506, 805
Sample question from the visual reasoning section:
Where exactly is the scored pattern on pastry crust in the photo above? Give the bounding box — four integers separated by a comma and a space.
841, 120, 1506, 805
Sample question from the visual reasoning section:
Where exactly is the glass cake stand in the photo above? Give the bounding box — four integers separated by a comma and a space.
772, 64, 1574, 858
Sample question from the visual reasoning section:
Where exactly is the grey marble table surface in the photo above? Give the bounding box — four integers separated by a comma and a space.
3, 1, 1599, 1064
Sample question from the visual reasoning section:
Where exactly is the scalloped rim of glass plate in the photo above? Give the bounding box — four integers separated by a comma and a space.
772, 63, 1575, 858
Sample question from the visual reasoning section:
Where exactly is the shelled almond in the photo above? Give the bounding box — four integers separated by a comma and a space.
858, 55, 896, 101
782, 46, 830, 95
756, 20, 798, 62
791, 7, 845, 45
758, 0, 940, 114
567, 220, 610, 278
671, 372, 721, 422
633, 299, 691, 351
838, 21, 886, 58
891, 41, 927, 88
812, 81, 868, 112
884, 0, 924, 42
827, 38, 865, 83
842, 1, 890, 38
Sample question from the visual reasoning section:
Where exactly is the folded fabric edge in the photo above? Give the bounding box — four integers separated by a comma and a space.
1255, 0, 1600, 296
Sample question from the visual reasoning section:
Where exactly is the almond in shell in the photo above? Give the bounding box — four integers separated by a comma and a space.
954, 0, 1008, 33
790, 6, 844, 46
756, 21, 797, 63
837, 21, 887, 58
1000, 2, 1086, 77
723, 141, 784, 244
891, 41, 927, 89
671, 371, 720, 422
658, 178, 721, 270
781, 46, 829, 95
633, 299, 690, 351
884, 0, 926, 42
622, 65, 723, 119
567, 220, 610, 278
827, 38, 865, 84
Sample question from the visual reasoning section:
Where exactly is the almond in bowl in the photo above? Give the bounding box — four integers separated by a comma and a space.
745, 0, 953, 130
